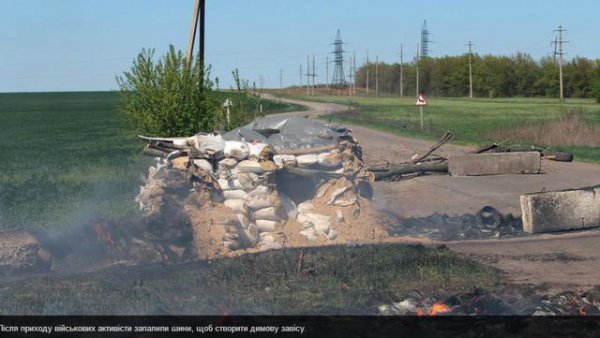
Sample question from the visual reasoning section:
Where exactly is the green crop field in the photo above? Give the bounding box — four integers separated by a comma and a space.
0, 91, 303, 231
284, 93, 600, 162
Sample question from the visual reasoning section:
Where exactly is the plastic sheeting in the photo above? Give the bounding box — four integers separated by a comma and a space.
221, 116, 351, 153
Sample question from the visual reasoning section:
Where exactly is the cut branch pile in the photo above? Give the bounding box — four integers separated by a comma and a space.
369, 131, 453, 181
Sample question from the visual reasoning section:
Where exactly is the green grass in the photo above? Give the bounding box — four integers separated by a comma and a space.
0, 91, 302, 231
284, 93, 600, 162
0, 244, 503, 315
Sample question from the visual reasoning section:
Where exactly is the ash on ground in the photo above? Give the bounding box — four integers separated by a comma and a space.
388, 206, 526, 241
379, 286, 600, 316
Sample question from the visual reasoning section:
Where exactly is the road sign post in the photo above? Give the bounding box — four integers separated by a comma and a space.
415, 93, 428, 131
223, 98, 232, 127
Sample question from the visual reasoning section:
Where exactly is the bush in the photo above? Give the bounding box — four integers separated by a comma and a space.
116, 46, 220, 136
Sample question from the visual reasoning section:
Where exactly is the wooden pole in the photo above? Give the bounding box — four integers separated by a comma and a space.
185, 0, 201, 68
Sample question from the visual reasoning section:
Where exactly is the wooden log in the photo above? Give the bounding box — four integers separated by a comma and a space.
412, 131, 452, 164
373, 163, 448, 181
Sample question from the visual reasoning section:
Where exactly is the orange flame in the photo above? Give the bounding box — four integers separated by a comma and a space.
579, 306, 586, 316
415, 307, 425, 316
95, 223, 114, 245
428, 302, 450, 316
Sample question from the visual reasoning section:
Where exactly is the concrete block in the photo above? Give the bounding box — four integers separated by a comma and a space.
449, 152, 541, 176
520, 185, 600, 233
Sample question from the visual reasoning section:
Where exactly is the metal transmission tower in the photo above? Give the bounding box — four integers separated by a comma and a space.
331, 30, 347, 91
420, 20, 431, 58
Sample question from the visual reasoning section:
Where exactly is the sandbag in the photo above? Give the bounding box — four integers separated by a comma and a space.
193, 159, 214, 172
248, 185, 271, 198
223, 189, 248, 200
259, 160, 278, 172
297, 201, 315, 214
317, 151, 342, 167
224, 141, 249, 160
241, 224, 259, 246
236, 213, 250, 229
218, 158, 238, 168
296, 154, 319, 167
256, 219, 280, 232
297, 212, 331, 233
237, 160, 264, 174
237, 173, 263, 190
223, 199, 249, 214
192, 132, 225, 158
247, 191, 281, 210
217, 178, 244, 191
258, 232, 285, 246
217, 159, 239, 179
273, 154, 297, 169
170, 156, 189, 170
253, 206, 287, 222
248, 142, 271, 160
299, 226, 318, 240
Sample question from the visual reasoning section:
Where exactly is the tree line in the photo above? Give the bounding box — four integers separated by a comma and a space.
354, 53, 600, 101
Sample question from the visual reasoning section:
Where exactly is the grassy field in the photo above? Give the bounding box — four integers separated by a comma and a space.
283, 93, 600, 162
0, 91, 302, 231
0, 244, 503, 315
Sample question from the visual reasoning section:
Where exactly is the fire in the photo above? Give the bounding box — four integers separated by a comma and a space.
429, 302, 450, 316
415, 302, 450, 316
94, 223, 114, 245
579, 306, 586, 316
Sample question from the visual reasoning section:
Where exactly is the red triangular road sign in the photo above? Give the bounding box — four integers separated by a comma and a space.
415, 93, 428, 106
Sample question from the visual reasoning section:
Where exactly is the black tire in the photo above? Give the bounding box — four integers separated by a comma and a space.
476, 205, 503, 229
544, 151, 573, 162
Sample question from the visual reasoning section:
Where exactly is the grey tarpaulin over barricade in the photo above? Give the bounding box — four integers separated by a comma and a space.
222, 116, 351, 153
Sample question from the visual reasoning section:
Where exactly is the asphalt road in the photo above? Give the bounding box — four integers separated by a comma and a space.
269, 93, 600, 290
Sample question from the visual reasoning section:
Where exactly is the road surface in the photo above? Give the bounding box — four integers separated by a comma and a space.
268, 93, 600, 291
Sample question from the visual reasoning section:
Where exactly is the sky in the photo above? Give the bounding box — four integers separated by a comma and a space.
1, 0, 599, 92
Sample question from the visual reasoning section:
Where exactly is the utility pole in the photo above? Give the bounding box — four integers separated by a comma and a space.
466, 41, 474, 99
325, 56, 329, 88
312, 54, 316, 96
299, 64, 302, 87
279, 69, 283, 89
416, 43, 420, 96
366, 50, 370, 95
399, 44, 404, 97
353, 50, 356, 94
186, 0, 206, 75
375, 54, 379, 97
306, 55, 310, 95
347, 54, 354, 96
553, 25, 568, 100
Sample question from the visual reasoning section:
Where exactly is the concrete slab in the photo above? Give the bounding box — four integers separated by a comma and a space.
448, 152, 541, 176
521, 185, 600, 233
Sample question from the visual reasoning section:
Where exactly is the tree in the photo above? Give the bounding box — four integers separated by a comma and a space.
116, 46, 220, 137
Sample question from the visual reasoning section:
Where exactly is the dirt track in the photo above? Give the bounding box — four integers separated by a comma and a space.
268, 93, 600, 291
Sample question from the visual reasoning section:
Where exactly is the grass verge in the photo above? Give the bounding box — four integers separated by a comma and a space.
0, 244, 503, 315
